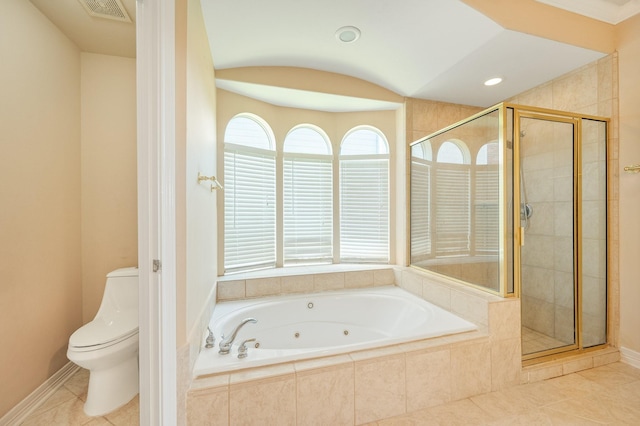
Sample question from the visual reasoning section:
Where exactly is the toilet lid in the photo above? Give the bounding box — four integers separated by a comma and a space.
69, 309, 138, 348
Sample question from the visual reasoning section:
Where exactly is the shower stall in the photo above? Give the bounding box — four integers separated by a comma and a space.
409, 103, 608, 361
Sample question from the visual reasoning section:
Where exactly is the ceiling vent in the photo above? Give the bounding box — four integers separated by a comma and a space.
78, 0, 132, 23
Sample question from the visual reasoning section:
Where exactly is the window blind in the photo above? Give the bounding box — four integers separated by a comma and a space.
411, 159, 431, 260
283, 154, 333, 264
340, 156, 389, 262
474, 167, 499, 253
224, 146, 276, 273
435, 165, 470, 256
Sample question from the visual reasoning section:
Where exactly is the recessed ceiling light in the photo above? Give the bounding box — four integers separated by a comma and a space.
484, 77, 503, 86
335, 26, 361, 43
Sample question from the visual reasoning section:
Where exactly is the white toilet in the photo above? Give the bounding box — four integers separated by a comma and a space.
67, 267, 139, 416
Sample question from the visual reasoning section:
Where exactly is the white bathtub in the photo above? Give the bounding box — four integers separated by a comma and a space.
193, 285, 477, 376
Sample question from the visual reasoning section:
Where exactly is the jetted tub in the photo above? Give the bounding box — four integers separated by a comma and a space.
193, 285, 477, 376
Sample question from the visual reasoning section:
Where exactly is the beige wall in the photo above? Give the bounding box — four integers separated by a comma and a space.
0, 3, 138, 417
0, 0, 82, 417
617, 14, 640, 356
185, 0, 218, 345
80, 53, 138, 322
216, 66, 404, 105
175, 0, 220, 422
406, 99, 483, 142
462, 0, 616, 53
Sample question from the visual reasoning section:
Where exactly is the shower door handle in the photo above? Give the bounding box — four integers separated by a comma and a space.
520, 227, 525, 246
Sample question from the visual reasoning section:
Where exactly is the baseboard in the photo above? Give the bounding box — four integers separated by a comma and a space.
620, 346, 640, 369
0, 362, 80, 426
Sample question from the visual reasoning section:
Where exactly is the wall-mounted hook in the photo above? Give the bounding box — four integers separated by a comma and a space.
624, 164, 640, 174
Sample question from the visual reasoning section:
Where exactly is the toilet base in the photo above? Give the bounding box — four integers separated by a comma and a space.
84, 354, 139, 416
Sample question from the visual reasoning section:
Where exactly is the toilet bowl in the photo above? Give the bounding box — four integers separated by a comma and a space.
67, 267, 139, 416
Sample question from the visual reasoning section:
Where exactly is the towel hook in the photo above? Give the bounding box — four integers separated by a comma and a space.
197, 172, 223, 192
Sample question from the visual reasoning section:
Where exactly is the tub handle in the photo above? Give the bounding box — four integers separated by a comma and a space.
237, 338, 256, 359
204, 326, 215, 349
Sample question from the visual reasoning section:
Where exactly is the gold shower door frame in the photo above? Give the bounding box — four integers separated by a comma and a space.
509, 104, 609, 363
513, 108, 581, 361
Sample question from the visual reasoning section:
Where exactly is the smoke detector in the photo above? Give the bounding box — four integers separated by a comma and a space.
77, 0, 132, 23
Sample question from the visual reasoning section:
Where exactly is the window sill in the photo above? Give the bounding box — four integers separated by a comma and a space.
218, 263, 394, 282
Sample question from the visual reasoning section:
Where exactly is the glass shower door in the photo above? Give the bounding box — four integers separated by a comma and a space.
518, 114, 579, 357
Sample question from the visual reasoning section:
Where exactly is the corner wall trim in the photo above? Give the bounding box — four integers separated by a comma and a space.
620, 346, 640, 369
0, 362, 80, 426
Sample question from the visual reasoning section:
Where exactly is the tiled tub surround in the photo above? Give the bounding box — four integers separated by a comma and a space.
187, 267, 522, 424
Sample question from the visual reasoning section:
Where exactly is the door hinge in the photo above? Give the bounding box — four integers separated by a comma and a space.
153, 259, 162, 272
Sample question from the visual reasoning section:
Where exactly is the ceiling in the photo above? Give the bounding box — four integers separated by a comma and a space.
30, 0, 136, 58
29, 0, 639, 110
202, 0, 607, 109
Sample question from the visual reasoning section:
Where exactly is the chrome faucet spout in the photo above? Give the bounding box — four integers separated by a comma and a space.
218, 317, 257, 355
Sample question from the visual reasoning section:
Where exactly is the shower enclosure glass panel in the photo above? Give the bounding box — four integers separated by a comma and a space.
519, 115, 578, 356
410, 109, 507, 294
581, 118, 608, 348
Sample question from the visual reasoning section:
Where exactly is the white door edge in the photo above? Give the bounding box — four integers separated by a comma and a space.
136, 0, 177, 424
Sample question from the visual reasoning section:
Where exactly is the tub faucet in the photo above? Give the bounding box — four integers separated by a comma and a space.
218, 318, 257, 355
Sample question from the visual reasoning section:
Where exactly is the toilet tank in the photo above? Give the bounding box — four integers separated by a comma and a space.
95, 267, 139, 319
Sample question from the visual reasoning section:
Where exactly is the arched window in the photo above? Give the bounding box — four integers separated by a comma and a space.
339, 127, 389, 262
435, 140, 471, 255
283, 126, 333, 264
411, 141, 432, 161
476, 142, 499, 165
283, 126, 331, 155
475, 142, 499, 253
224, 115, 274, 150
223, 114, 276, 273
437, 140, 470, 164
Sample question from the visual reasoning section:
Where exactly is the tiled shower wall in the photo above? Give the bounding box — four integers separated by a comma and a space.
519, 117, 577, 343
509, 53, 618, 347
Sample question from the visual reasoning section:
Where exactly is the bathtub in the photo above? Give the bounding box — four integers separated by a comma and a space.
193, 285, 477, 377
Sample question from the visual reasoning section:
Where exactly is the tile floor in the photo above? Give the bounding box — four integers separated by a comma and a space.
371, 362, 640, 425
20, 369, 139, 426
20, 362, 640, 425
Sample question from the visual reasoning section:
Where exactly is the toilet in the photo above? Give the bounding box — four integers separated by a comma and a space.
67, 267, 139, 416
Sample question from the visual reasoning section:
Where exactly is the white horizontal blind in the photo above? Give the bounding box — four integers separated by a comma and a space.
340, 156, 389, 262
435, 164, 470, 256
411, 159, 431, 260
283, 154, 333, 264
475, 167, 499, 253
224, 145, 276, 273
